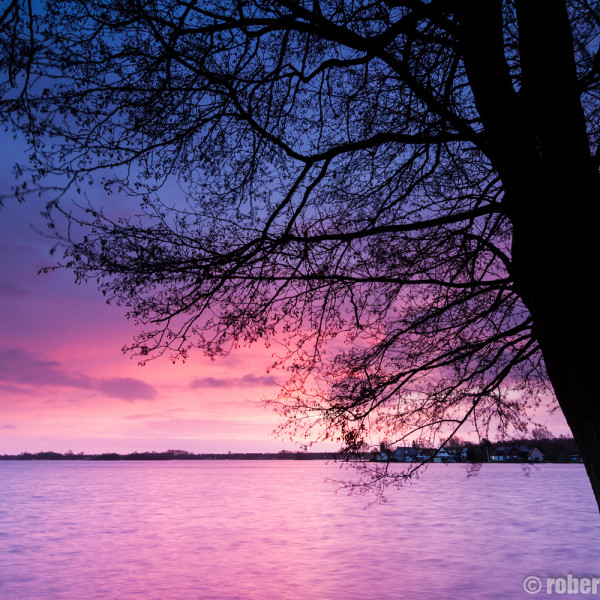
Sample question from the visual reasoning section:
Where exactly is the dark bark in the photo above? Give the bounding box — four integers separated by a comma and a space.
526, 255, 600, 510
460, 0, 600, 508
512, 0, 600, 509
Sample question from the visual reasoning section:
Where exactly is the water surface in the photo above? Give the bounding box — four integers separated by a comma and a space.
0, 461, 598, 599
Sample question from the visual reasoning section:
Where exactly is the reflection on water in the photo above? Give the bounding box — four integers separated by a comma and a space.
0, 461, 598, 599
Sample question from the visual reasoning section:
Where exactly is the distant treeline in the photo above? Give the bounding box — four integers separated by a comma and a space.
0, 450, 347, 461
0, 436, 579, 462
473, 435, 580, 463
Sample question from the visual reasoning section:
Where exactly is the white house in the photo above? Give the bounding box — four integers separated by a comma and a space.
527, 448, 544, 462
432, 447, 452, 462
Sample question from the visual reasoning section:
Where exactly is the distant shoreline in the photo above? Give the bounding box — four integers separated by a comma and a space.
0, 451, 347, 462
0, 448, 582, 464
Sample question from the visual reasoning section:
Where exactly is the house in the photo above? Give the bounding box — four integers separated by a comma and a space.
376, 445, 450, 463
490, 447, 507, 462
491, 444, 522, 462
376, 449, 389, 462
491, 444, 540, 462
527, 448, 544, 462
432, 447, 452, 462
391, 447, 418, 462
415, 449, 430, 462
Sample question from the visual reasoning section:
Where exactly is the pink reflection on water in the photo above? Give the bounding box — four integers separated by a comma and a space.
0, 461, 598, 600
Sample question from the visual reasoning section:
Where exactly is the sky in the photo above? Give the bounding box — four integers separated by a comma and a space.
0, 130, 572, 455
0, 133, 317, 455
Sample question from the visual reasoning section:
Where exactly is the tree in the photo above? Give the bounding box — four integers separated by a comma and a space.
2, 0, 600, 508
531, 425, 554, 442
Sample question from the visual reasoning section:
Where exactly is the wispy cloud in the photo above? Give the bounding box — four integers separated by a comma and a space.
0, 348, 157, 401
124, 413, 163, 421
190, 373, 276, 389
138, 417, 274, 437
96, 378, 157, 400
1, 424, 16, 430
0, 282, 31, 299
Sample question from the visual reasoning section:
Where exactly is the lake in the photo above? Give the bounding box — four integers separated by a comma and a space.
0, 461, 598, 599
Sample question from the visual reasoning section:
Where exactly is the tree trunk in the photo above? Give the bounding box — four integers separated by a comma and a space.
459, 0, 600, 510
519, 266, 600, 512
508, 174, 600, 511
510, 0, 600, 511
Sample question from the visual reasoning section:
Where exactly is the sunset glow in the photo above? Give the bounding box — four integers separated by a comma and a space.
0, 158, 302, 453
0, 141, 571, 455
0, 196, 572, 455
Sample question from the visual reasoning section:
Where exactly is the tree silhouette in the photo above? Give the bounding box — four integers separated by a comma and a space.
2, 0, 600, 508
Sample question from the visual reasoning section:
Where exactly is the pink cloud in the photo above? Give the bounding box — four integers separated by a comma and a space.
95, 377, 158, 401
190, 373, 276, 388
0, 347, 157, 400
